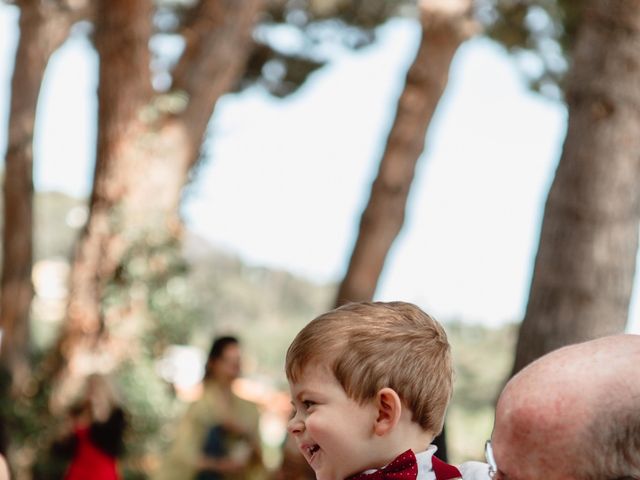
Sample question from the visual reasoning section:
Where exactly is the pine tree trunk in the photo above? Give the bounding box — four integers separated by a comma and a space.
512, 0, 640, 375
0, 1, 81, 393
54, 0, 155, 382
335, 0, 477, 306
50, 0, 265, 403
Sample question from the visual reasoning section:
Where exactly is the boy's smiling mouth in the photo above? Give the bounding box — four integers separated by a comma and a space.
302, 443, 321, 463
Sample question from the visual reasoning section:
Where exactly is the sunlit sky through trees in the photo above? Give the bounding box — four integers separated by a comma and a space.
1, 4, 639, 333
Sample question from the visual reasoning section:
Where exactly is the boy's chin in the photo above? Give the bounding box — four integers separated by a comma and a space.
312, 466, 343, 480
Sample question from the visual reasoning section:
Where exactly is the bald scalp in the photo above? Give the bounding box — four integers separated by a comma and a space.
493, 334, 640, 480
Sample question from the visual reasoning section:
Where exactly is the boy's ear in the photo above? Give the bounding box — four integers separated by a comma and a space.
373, 387, 402, 436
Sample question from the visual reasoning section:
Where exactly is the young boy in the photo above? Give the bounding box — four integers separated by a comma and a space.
285, 301, 490, 480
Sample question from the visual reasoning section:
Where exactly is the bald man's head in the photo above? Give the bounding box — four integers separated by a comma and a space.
491, 334, 640, 480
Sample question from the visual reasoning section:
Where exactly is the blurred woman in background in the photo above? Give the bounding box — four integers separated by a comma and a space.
154, 335, 267, 480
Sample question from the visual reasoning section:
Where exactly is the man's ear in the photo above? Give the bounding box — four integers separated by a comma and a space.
373, 387, 402, 436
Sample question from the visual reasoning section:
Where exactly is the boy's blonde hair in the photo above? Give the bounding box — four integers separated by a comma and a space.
285, 301, 453, 435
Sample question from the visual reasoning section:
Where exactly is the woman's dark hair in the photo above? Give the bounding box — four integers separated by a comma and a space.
204, 336, 239, 379
90, 407, 127, 458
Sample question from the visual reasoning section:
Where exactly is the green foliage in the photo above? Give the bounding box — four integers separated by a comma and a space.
0, 189, 85, 264
179, 236, 334, 382
98, 231, 204, 478
479, 0, 583, 98
103, 231, 200, 349
449, 321, 516, 410
116, 357, 181, 478
249, 0, 584, 99
446, 320, 518, 463
1, 355, 70, 479
152, 0, 415, 98
245, 0, 415, 96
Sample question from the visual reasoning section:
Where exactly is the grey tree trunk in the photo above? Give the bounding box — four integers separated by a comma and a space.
335, 0, 477, 306
512, 0, 640, 375
0, 0, 85, 393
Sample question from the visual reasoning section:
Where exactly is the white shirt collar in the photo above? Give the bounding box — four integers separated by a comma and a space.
415, 445, 439, 480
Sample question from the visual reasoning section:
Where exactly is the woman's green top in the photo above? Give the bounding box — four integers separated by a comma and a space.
153, 381, 267, 480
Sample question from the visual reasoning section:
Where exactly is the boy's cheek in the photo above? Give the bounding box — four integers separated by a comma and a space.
304, 417, 323, 437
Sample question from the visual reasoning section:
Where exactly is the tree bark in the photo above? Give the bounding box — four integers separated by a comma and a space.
335, 0, 477, 306
0, 0, 85, 392
172, 0, 266, 155
56, 0, 155, 381
50, 0, 265, 403
512, 0, 640, 375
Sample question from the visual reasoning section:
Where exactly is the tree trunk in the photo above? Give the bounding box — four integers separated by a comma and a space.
0, 0, 83, 393
54, 0, 155, 384
512, 0, 640, 375
171, 0, 267, 154
335, 0, 477, 306
50, 0, 265, 405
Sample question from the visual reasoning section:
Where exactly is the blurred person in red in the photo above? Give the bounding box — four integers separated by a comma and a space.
52, 374, 127, 480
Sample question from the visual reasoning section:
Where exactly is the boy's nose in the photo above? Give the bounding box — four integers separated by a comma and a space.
287, 415, 305, 435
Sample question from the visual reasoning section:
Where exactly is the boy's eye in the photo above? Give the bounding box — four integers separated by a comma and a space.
302, 400, 316, 409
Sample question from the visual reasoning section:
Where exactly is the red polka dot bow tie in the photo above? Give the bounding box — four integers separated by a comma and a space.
347, 450, 418, 480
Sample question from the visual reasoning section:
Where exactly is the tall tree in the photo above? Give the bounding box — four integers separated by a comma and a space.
511, 0, 640, 374
335, 0, 477, 306
0, 0, 88, 393
48, 0, 266, 403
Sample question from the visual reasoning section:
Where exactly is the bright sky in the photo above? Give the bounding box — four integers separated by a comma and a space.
1, 4, 639, 333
